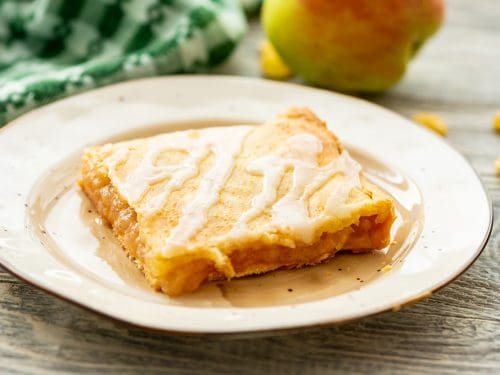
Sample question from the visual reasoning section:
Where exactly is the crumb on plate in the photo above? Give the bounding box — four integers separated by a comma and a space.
381, 264, 393, 273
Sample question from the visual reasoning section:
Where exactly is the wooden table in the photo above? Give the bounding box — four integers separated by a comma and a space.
1, 1, 498, 373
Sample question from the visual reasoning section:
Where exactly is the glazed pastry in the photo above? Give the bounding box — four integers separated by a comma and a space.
79, 108, 395, 296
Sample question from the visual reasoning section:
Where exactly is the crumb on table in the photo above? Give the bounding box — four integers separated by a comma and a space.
260, 40, 293, 80
412, 113, 448, 136
493, 113, 500, 133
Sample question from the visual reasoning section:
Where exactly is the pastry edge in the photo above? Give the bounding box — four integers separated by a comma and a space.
79, 150, 395, 296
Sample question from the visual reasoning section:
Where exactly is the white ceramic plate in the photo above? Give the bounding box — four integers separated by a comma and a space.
0, 76, 492, 334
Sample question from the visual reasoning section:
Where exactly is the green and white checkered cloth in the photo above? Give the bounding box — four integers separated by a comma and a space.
0, 0, 261, 126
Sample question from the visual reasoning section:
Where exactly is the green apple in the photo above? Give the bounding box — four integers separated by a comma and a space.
262, 0, 445, 92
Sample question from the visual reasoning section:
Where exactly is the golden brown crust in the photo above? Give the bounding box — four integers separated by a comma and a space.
79, 108, 395, 296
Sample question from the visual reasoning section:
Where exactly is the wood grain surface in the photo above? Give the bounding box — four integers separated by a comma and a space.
1, 1, 499, 373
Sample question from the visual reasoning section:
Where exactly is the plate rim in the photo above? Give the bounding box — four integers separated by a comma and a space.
0, 75, 493, 335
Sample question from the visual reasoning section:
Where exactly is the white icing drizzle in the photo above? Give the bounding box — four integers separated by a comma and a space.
105, 126, 251, 252
104, 129, 362, 257
231, 134, 362, 243
106, 132, 208, 211
140, 140, 211, 216
166, 127, 250, 247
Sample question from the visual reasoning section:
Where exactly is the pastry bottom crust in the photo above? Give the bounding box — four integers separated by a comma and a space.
80, 161, 394, 296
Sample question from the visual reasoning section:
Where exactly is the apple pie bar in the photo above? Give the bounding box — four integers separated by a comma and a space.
79, 108, 395, 296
